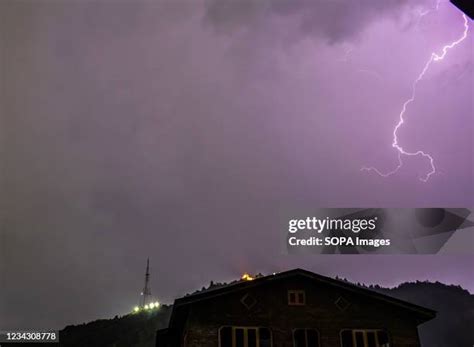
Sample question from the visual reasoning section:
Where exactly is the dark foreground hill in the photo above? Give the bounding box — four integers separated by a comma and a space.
58, 281, 473, 347
59, 305, 172, 347
376, 282, 474, 347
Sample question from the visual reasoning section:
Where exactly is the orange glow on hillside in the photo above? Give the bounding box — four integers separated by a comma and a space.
241, 273, 254, 281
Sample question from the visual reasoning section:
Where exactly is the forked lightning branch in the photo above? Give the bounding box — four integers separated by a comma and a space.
362, 2, 470, 182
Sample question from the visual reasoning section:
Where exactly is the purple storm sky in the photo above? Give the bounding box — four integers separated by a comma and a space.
1, 0, 473, 330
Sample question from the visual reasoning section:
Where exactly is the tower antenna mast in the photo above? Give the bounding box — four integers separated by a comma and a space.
140, 258, 152, 307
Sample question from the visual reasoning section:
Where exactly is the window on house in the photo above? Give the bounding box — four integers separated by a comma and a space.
288, 290, 306, 305
340, 330, 390, 347
219, 327, 272, 347
221, 327, 232, 347
293, 329, 320, 347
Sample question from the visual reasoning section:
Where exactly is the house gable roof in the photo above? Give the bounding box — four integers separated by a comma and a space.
169, 268, 436, 328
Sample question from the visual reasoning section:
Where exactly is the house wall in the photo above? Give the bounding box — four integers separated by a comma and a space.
181, 277, 422, 347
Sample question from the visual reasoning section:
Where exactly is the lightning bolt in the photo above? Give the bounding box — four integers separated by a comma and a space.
362, 5, 469, 182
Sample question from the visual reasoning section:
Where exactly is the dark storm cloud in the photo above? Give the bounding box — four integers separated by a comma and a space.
204, 0, 425, 42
